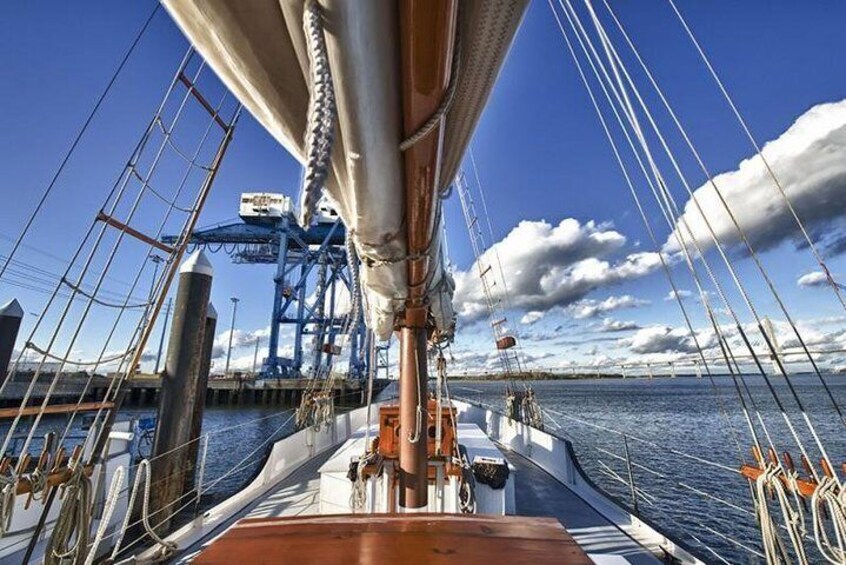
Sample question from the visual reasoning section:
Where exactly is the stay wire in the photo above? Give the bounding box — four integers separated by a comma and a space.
666, 0, 846, 314
601, 0, 846, 433
0, 2, 162, 281
551, 0, 765, 460
574, 0, 834, 482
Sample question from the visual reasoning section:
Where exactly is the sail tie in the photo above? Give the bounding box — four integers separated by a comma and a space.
299, 0, 337, 228
399, 27, 462, 152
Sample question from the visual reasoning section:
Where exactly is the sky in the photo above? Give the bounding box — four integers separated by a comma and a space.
2, 1, 846, 376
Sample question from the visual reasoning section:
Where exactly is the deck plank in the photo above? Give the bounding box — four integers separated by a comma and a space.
194, 514, 592, 564
502, 448, 661, 564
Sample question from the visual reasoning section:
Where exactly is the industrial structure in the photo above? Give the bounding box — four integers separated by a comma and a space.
163, 193, 382, 379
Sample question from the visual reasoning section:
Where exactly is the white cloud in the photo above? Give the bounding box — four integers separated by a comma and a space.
797, 271, 828, 288
622, 325, 716, 355
212, 326, 272, 359
664, 100, 846, 257
520, 311, 545, 325
599, 318, 640, 332
453, 218, 661, 322
570, 294, 649, 319
664, 289, 692, 301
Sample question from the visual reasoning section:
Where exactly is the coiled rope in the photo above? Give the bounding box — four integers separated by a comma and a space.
812, 477, 846, 564
753, 464, 809, 565
299, 0, 337, 228
0, 472, 15, 538
45, 460, 92, 565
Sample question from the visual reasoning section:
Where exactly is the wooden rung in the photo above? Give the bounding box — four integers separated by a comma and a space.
97, 212, 174, 254
491, 318, 507, 327
16, 464, 94, 496
0, 401, 114, 420
739, 464, 818, 498
479, 265, 492, 277
178, 73, 229, 130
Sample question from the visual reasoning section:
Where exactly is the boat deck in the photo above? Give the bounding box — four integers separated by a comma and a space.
176, 437, 660, 564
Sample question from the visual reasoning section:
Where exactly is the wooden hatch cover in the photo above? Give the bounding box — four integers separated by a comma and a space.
194, 513, 592, 564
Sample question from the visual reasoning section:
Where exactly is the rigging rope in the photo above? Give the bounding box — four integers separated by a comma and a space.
0, 471, 15, 539
665, 0, 846, 314
601, 0, 846, 433
84, 465, 125, 565
811, 477, 846, 564
548, 0, 755, 465
0, 3, 161, 281
110, 459, 177, 562
565, 0, 831, 485
0, 51, 208, 463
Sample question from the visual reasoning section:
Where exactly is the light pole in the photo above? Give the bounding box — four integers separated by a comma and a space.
154, 297, 171, 375
225, 297, 240, 376
148, 254, 164, 301
252, 337, 261, 375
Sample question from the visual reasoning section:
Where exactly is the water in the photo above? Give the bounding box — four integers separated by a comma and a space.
452, 375, 846, 564
5, 376, 843, 562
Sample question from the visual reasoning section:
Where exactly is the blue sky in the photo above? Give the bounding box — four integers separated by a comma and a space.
3, 1, 846, 374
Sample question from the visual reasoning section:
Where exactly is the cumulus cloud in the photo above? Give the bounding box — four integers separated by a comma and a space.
664, 100, 846, 257
446, 347, 555, 374
797, 271, 828, 288
212, 327, 272, 360
623, 325, 716, 355
520, 311, 545, 325
453, 219, 661, 322
570, 294, 649, 319
664, 289, 692, 301
598, 318, 640, 332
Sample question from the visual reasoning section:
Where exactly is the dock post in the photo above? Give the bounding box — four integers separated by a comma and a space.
183, 302, 216, 493
149, 250, 213, 533
0, 299, 23, 387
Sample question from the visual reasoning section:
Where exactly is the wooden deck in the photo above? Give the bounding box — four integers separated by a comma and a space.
193, 514, 592, 564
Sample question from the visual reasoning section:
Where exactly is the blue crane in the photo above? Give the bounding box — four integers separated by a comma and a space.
162, 193, 369, 379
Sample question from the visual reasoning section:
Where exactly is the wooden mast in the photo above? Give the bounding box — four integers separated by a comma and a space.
397, 0, 457, 509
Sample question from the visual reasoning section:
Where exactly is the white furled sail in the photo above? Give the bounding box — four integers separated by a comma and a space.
161, 0, 527, 339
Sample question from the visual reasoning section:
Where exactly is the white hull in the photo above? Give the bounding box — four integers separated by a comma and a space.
133, 401, 702, 564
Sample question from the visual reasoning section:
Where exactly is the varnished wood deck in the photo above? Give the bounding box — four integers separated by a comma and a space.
193, 514, 592, 565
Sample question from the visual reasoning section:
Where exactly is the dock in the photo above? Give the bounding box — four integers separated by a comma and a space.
0, 372, 392, 409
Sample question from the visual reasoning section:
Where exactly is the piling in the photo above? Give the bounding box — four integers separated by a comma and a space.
150, 250, 213, 533
183, 302, 216, 492
0, 299, 23, 386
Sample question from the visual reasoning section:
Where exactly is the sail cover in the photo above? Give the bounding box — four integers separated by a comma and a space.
162, 0, 528, 339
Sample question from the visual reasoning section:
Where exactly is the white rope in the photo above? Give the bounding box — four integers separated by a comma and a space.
666, 0, 846, 314
565, 0, 827, 484
84, 465, 125, 565
299, 0, 336, 227
399, 29, 462, 152
0, 472, 15, 538
110, 459, 176, 561
753, 464, 809, 565
812, 477, 846, 564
